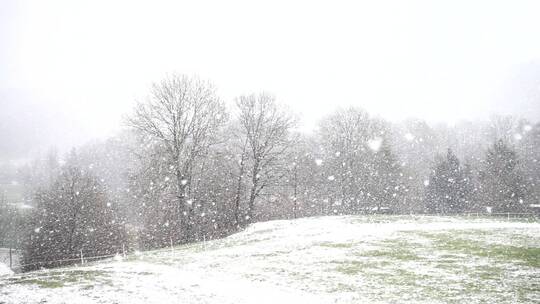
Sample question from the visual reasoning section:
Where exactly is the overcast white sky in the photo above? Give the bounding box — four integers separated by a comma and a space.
1, 0, 540, 158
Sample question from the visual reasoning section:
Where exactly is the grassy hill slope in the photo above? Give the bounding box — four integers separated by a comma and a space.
1, 215, 539, 304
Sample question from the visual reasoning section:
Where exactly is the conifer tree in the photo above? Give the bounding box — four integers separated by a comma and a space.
369, 139, 406, 213
425, 149, 471, 214
520, 123, 540, 210
479, 140, 528, 213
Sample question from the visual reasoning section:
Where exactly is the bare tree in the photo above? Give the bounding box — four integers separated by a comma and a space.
22, 150, 127, 271
125, 74, 227, 243
235, 93, 297, 224
232, 135, 248, 226
317, 107, 386, 212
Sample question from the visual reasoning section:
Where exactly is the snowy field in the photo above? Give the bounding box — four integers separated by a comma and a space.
0, 215, 539, 304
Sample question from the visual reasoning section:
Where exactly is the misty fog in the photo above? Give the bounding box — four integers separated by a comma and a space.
1, 1, 540, 304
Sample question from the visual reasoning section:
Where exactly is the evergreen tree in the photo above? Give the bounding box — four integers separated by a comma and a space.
479, 140, 528, 213
520, 123, 540, 210
461, 163, 478, 212
425, 149, 471, 214
369, 139, 406, 213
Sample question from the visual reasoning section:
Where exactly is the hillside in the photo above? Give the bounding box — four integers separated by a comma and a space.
1, 215, 539, 304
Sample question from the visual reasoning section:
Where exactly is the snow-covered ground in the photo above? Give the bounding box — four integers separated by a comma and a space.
0, 248, 19, 276
0, 215, 539, 304
0, 263, 13, 277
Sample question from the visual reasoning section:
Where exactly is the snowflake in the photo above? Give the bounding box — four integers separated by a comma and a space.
367, 137, 382, 152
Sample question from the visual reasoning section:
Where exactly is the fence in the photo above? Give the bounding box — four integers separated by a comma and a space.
4, 238, 212, 274
4, 244, 128, 273
463, 212, 538, 220
0, 247, 18, 270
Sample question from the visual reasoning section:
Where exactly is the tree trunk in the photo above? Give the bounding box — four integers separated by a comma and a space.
234, 141, 248, 226
175, 169, 189, 243
293, 164, 298, 219
247, 161, 260, 224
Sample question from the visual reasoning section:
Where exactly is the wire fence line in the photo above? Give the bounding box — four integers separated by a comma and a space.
10, 254, 120, 271
463, 212, 538, 220
5, 244, 128, 272
5, 237, 214, 274
0, 248, 19, 269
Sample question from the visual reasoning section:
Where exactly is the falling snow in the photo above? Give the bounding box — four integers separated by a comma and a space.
367, 138, 382, 152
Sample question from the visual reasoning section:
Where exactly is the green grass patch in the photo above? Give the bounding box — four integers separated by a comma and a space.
316, 242, 355, 248
9, 278, 65, 288
358, 239, 420, 261
329, 259, 390, 275
327, 282, 356, 293
361, 248, 419, 261
425, 232, 540, 268
3, 269, 112, 289
334, 261, 365, 275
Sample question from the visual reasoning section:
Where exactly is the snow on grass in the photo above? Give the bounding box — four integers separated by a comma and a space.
1, 215, 539, 303
0, 263, 13, 277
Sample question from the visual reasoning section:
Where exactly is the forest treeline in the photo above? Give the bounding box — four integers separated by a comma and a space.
1, 74, 539, 271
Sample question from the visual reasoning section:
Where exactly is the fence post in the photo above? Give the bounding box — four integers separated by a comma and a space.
9, 247, 12, 269
80, 249, 84, 265
170, 237, 174, 253
122, 244, 126, 258
203, 235, 206, 251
